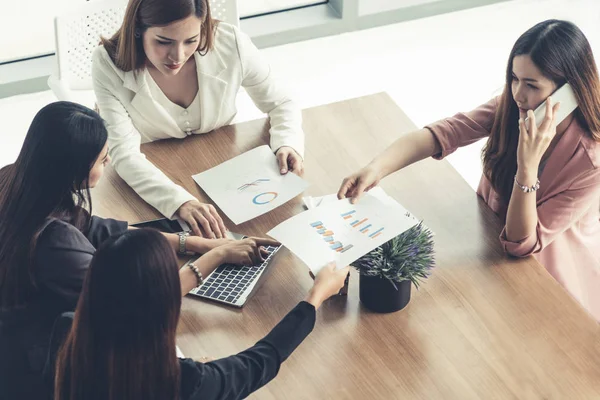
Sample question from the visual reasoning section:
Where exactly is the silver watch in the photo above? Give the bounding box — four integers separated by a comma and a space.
178, 231, 192, 255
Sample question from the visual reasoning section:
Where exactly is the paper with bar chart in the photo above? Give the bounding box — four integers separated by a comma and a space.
268, 193, 418, 274
192, 145, 309, 224
303, 187, 420, 224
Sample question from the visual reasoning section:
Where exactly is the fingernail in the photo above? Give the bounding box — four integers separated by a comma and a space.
281, 169, 287, 174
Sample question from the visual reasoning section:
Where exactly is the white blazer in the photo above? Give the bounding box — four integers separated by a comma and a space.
92, 22, 304, 218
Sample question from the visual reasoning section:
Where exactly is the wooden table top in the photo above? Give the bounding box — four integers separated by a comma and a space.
91, 93, 600, 400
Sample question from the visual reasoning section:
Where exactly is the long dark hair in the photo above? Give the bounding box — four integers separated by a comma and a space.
54, 229, 182, 400
0, 102, 107, 309
102, 0, 217, 71
482, 19, 600, 202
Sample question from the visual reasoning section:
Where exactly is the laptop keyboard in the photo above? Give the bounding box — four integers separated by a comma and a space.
188, 245, 281, 307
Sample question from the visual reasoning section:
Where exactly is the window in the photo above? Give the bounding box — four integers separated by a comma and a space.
239, 0, 327, 19
0, 0, 83, 63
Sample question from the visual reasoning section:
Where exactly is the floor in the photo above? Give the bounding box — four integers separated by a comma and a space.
1, 0, 598, 191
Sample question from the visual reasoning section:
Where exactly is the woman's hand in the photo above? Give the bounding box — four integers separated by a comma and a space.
305, 262, 350, 309
276, 146, 304, 176
337, 164, 381, 203
215, 237, 280, 266
517, 97, 561, 183
176, 200, 227, 239
185, 237, 235, 254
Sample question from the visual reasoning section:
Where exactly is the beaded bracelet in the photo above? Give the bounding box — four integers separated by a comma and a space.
514, 175, 540, 193
188, 263, 203, 287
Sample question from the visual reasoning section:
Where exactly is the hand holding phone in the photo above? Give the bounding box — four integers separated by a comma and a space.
517, 83, 577, 176
525, 83, 578, 128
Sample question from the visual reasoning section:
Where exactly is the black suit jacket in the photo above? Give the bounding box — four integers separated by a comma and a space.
0, 216, 127, 400
46, 302, 316, 400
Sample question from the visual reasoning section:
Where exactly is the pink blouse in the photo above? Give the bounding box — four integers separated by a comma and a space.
426, 97, 600, 321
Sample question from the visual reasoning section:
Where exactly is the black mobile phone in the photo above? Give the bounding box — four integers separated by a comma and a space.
131, 218, 190, 234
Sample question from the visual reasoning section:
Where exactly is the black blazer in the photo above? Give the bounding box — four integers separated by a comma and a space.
46, 301, 316, 400
0, 216, 127, 400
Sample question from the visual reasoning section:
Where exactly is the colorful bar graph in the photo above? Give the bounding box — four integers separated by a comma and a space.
311, 217, 357, 256
360, 224, 372, 232
350, 220, 359, 225
371, 233, 382, 239
351, 218, 368, 228
340, 244, 354, 253
369, 227, 384, 238
330, 242, 343, 250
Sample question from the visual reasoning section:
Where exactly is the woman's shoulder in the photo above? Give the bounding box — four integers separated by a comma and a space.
213, 21, 238, 43
37, 218, 91, 251
573, 119, 600, 170
92, 45, 112, 68
92, 45, 127, 82
178, 357, 209, 399
212, 22, 252, 56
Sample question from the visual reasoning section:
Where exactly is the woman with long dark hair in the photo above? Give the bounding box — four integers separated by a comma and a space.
47, 229, 349, 400
0, 102, 275, 398
338, 20, 600, 320
93, 0, 304, 239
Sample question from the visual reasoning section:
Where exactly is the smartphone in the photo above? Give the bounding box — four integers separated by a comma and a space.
131, 218, 190, 234
525, 82, 578, 127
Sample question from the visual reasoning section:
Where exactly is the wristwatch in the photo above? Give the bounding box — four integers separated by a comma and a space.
177, 231, 194, 255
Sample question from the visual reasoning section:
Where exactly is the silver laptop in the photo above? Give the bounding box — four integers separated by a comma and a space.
187, 233, 281, 307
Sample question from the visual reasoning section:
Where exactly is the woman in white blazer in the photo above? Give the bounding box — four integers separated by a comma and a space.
92, 0, 304, 238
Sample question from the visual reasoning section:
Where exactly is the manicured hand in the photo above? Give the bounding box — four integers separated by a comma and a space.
176, 200, 227, 239
517, 97, 561, 181
305, 262, 350, 309
216, 237, 280, 266
276, 146, 304, 176
337, 165, 381, 203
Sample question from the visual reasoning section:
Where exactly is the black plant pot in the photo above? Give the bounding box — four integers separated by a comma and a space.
359, 274, 411, 313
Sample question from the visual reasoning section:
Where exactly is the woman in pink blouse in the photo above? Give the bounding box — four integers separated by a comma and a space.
338, 19, 600, 321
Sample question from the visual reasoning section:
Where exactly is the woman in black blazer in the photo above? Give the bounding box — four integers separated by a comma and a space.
0, 102, 275, 399
48, 229, 349, 400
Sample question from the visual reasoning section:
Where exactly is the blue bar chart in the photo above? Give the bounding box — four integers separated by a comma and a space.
310, 221, 354, 253
340, 210, 384, 239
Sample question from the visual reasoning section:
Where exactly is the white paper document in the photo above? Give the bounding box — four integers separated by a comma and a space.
303, 187, 419, 224
268, 193, 419, 274
192, 146, 309, 224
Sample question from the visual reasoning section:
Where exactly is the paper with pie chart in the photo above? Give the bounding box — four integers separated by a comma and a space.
192, 145, 309, 224
268, 193, 419, 274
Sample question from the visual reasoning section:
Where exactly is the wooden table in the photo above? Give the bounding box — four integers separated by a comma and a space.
92, 93, 600, 399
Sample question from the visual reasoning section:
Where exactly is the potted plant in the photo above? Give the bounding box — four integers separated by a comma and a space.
352, 222, 435, 313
